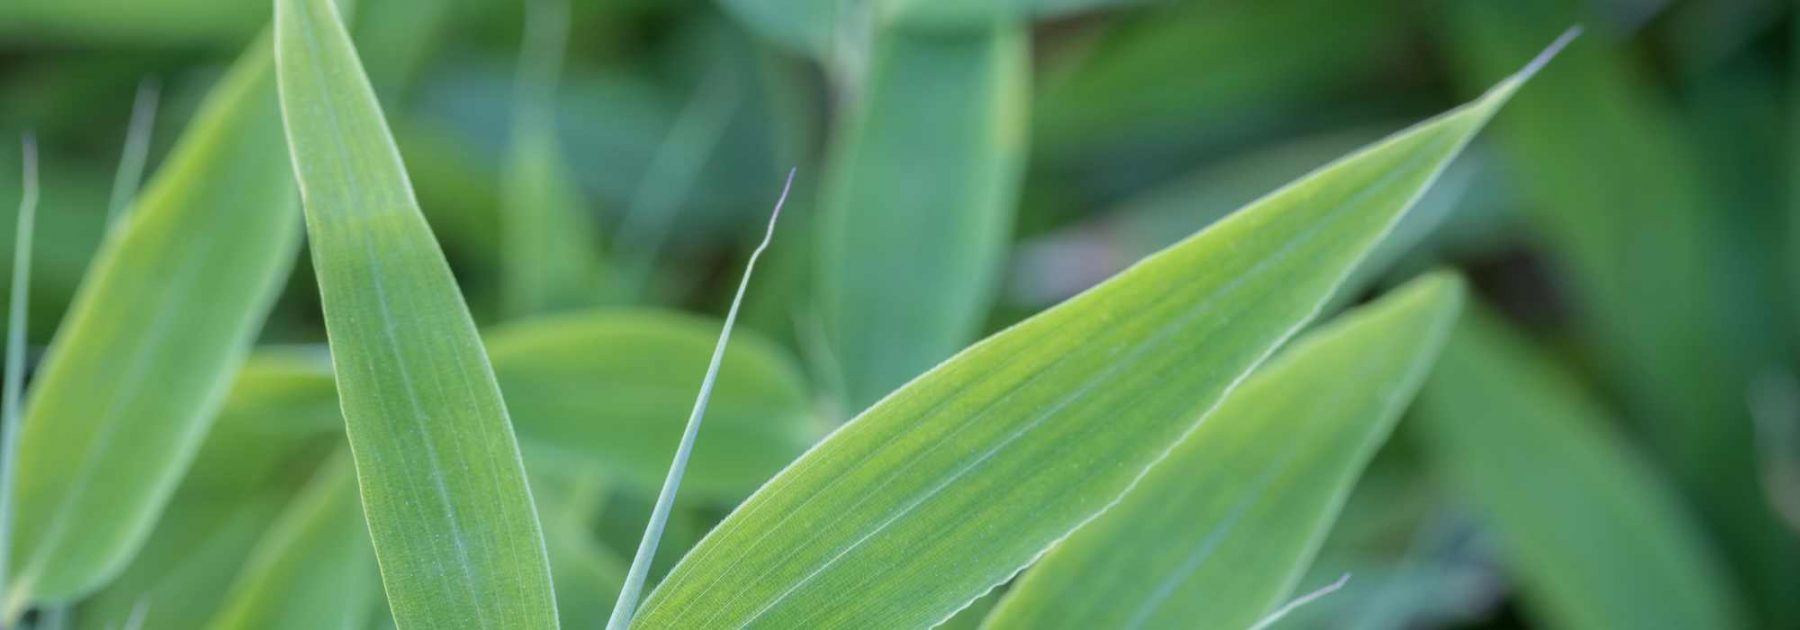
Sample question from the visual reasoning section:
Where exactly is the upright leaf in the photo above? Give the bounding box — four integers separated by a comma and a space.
986, 272, 1463, 629
818, 21, 1028, 413
502, 0, 609, 317
630, 43, 1549, 630
1415, 308, 1749, 630
273, 0, 557, 626
8, 35, 301, 606
206, 451, 377, 630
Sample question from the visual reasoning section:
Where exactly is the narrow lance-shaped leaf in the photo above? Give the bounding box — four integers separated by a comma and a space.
7, 33, 302, 608
819, 20, 1028, 413
0, 134, 40, 615
274, 0, 557, 626
986, 272, 1465, 629
1415, 307, 1750, 630
609, 171, 793, 629
206, 450, 377, 630
629, 36, 1557, 630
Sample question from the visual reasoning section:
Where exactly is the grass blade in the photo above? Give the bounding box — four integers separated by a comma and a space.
1415, 307, 1750, 629
6, 34, 302, 610
274, 0, 558, 625
106, 77, 161, 225
205, 451, 376, 630
818, 21, 1028, 413
627, 39, 1555, 630
984, 272, 1463, 629
0, 133, 39, 614
502, 0, 610, 316
607, 169, 793, 629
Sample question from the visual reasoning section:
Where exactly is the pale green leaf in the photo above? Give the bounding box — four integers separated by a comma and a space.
1415, 308, 1751, 630
818, 21, 1028, 413
7, 34, 301, 607
985, 272, 1464, 629
206, 451, 377, 630
629, 44, 1543, 630
273, 0, 557, 626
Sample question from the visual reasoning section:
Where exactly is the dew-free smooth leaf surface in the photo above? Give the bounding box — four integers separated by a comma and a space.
273, 0, 557, 626
986, 272, 1464, 630
1415, 308, 1749, 630
630, 50, 1539, 630
8, 35, 301, 606
818, 21, 1027, 413
207, 451, 376, 630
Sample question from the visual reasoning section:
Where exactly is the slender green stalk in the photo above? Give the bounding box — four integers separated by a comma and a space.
0, 133, 39, 621
107, 77, 161, 225
607, 168, 794, 629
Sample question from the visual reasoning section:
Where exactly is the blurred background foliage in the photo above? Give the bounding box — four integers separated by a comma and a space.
2, 0, 1798, 628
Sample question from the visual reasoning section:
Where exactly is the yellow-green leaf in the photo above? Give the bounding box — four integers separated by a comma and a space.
629, 41, 1547, 630
985, 272, 1464, 629
7, 34, 301, 606
273, 0, 557, 625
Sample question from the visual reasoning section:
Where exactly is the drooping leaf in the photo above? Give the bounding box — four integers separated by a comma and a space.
985, 272, 1463, 629
628, 42, 1548, 630
1415, 307, 1750, 630
7, 33, 301, 606
818, 20, 1028, 413
273, 0, 557, 626
206, 451, 377, 630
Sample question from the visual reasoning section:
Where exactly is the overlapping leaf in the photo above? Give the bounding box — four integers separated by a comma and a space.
986, 272, 1463, 629
628, 44, 1545, 630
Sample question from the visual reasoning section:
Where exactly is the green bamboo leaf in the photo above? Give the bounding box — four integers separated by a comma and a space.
819, 20, 1028, 413
985, 272, 1464, 629
206, 451, 377, 630
503, 0, 610, 317
630, 40, 1551, 630
1415, 308, 1750, 630
273, 0, 557, 626
7, 34, 302, 608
